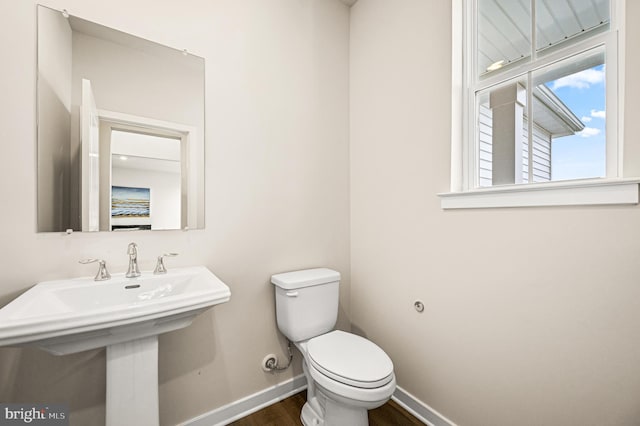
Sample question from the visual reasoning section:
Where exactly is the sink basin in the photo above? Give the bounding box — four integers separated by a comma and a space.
0, 266, 231, 355
0, 265, 230, 426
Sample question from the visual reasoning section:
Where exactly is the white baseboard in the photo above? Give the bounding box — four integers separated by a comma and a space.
392, 386, 457, 426
181, 376, 455, 426
181, 375, 307, 426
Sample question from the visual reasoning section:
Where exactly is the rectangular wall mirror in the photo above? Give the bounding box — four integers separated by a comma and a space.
37, 5, 205, 232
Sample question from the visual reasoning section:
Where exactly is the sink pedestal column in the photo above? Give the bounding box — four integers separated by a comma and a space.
106, 336, 159, 426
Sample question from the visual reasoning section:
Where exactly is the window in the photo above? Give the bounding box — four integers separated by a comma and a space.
441, 0, 639, 209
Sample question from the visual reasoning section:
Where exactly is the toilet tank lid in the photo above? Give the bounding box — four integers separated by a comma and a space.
271, 268, 340, 290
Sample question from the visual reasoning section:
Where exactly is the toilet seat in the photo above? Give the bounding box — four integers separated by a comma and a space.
307, 355, 397, 405
307, 330, 394, 389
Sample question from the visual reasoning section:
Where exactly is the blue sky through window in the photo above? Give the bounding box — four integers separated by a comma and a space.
545, 64, 606, 180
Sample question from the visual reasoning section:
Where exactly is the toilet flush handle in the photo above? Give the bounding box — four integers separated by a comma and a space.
285, 291, 299, 297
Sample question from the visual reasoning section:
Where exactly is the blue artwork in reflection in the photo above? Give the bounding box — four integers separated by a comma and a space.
111, 186, 150, 218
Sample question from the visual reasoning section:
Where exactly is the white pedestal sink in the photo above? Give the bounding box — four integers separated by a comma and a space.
0, 266, 231, 426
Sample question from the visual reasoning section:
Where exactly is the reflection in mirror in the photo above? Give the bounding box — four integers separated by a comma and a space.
37, 5, 205, 232
110, 130, 181, 231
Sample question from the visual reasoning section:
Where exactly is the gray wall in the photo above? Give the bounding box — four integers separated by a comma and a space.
350, 0, 640, 425
0, 1, 350, 425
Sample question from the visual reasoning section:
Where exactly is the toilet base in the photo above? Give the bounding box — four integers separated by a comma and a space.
300, 397, 369, 426
297, 341, 393, 426
301, 400, 322, 426
323, 397, 369, 426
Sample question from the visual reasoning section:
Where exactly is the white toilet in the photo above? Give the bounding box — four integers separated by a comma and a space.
271, 268, 396, 426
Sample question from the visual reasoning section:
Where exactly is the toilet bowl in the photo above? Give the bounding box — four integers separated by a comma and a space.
271, 268, 396, 426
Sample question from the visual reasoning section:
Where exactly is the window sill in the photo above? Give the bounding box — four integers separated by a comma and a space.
438, 178, 640, 209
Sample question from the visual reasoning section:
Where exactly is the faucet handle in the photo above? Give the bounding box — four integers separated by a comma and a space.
153, 253, 179, 274
127, 242, 138, 255
79, 258, 111, 281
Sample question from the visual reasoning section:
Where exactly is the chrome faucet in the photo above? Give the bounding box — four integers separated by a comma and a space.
154, 253, 179, 274
79, 258, 111, 281
126, 242, 141, 278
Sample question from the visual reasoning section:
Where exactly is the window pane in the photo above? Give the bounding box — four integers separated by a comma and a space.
476, 77, 529, 187
531, 48, 606, 181
535, 0, 609, 53
477, 0, 531, 78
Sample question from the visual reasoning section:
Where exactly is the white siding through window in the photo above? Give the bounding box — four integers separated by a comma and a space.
478, 104, 551, 187
532, 124, 551, 182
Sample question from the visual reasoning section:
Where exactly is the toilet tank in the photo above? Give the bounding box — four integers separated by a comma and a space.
271, 268, 340, 342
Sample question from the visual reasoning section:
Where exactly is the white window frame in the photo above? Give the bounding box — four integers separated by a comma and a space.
440, 0, 639, 209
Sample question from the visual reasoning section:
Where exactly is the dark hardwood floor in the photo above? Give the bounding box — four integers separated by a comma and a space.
228, 391, 424, 426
